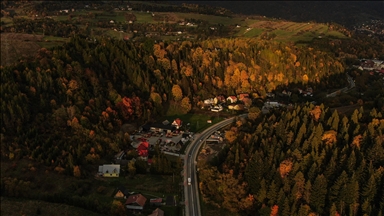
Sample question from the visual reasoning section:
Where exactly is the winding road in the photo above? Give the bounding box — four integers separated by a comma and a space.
183, 114, 247, 216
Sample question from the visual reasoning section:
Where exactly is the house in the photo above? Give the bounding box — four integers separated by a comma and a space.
125, 194, 147, 210
137, 141, 149, 157
227, 96, 237, 104
142, 121, 175, 134
110, 20, 115, 24
214, 95, 226, 104
237, 93, 249, 102
150, 198, 163, 206
98, 164, 120, 177
114, 186, 130, 199
234, 104, 245, 111
148, 208, 164, 216
204, 98, 215, 105
172, 118, 182, 129
211, 105, 223, 112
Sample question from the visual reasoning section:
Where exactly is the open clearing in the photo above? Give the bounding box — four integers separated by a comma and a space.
1, 33, 67, 66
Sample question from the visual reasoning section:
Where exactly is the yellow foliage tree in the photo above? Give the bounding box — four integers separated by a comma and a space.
172, 84, 183, 102
150, 92, 162, 105
225, 130, 237, 144
322, 130, 337, 145
180, 97, 192, 114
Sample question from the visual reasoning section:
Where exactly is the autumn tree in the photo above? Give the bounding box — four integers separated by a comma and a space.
180, 97, 192, 114
172, 84, 183, 102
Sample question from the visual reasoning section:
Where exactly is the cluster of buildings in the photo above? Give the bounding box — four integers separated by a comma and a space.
354, 59, 384, 74
202, 94, 251, 111
353, 19, 384, 37
113, 185, 175, 215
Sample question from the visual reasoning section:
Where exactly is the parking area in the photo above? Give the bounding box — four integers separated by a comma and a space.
131, 131, 194, 154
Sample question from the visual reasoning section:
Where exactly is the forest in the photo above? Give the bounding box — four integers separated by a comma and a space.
0, 18, 383, 214
0, 35, 352, 170
200, 103, 384, 216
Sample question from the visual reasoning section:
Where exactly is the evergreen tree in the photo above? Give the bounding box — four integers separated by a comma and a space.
310, 174, 327, 214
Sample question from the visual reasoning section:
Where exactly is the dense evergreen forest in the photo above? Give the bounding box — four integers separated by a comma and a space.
200, 104, 384, 215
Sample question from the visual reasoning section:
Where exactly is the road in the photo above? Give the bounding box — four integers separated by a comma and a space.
183, 114, 247, 216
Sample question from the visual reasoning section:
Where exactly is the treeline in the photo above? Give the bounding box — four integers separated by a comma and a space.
0, 35, 369, 176
199, 103, 384, 215
6, 17, 78, 37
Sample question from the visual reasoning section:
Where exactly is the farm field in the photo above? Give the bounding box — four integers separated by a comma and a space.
236, 20, 347, 42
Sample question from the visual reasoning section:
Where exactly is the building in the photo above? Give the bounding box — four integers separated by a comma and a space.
227, 96, 237, 104
142, 122, 175, 134
148, 208, 164, 216
125, 194, 147, 210
172, 118, 182, 129
150, 198, 163, 206
237, 93, 249, 102
114, 186, 130, 199
98, 164, 120, 177
137, 141, 149, 157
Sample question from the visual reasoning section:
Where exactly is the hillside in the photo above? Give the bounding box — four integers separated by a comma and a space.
0, 1, 353, 66
180, 1, 384, 29
1, 1, 384, 215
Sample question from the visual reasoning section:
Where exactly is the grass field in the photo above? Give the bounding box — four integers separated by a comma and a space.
162, 113, 225, 132
241, 20, 346, 42
0, 197, 104, 216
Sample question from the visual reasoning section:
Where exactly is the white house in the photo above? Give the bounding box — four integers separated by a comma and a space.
204, 98, 215, 105
98, 164, 120, 177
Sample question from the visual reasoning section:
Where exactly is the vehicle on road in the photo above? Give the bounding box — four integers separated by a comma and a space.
188, 177, 191, 185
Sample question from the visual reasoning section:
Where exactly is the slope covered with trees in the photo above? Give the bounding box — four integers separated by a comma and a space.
1, 35, 348, 172
199, 103, 384, 215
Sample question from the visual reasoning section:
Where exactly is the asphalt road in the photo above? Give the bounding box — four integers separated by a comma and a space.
184, 114, 247, 216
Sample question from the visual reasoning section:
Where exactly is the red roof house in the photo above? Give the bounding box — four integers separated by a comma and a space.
125, 194, 147, 210
172, 118, 182, 129
237, 93, 249, 102
148, 208, 164, 216
137, 141, 149, 157
227, 96, 237, 104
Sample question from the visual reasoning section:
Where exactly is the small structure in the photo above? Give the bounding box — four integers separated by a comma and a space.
266, 92, 275, 98
227, 96, 237, 104
150, 198, 163, 206
115, 150, 125, 160
172, 118, 182, 129
149, 208, 164, 216
98, 164, 120, 177
114, 186, 130, 199
125, 194, 147, 210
